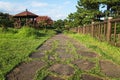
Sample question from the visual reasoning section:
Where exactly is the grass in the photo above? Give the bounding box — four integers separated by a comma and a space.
34, 31, 120, 80
35, 38, 82, 80
35, 40, 59, 80
35, 34, 104, 80
64, 32, 120, 80
1, 28, 120, 80
0, 27, 56, 80
65, 33, 120, 65
35, 66, 50, 80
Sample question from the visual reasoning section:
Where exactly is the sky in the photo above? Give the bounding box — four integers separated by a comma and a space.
0, 0, 78, 20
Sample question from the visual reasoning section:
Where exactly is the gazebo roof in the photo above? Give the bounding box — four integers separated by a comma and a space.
14, 9, 38, 18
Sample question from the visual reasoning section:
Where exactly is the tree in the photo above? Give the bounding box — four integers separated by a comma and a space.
76, 0, 101, 21
100, 0, 120, 18
66, 3, 96, 27
0, 12, 13, 31
77, 0, 99, 10
66, 0, 120, 29
53, 19, 64, 30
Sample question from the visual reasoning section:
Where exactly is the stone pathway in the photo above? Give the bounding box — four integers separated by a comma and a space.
49, 64, 74, 75
73, 59, 96, 71
6, 61, 45, 80
6, 34, 120, 80
100, 60, 120, 78
81, 74, 103, 80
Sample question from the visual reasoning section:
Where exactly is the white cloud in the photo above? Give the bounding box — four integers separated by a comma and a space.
0, 1, 13, 12
55, 14, 66, 19
0, 1, 27, 13
30, 1, 48, 7
0, 0, 76, 20
30, 3, 67, 20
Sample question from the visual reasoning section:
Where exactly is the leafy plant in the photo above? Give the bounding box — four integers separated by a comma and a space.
0, 27, 55, 80
15, 27, 40, 38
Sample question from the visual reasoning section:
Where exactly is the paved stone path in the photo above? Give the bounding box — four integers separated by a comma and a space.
6, 34, 120, 80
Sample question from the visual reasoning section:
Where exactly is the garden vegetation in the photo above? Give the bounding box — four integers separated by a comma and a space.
0, 27, 56, 80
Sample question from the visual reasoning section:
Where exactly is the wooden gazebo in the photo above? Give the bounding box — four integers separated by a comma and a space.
13, 9, 38, 28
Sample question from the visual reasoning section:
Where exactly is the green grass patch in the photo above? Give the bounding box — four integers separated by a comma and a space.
0, 27, 55, 80
66, 33, 120, 64
35, 67, 50, 80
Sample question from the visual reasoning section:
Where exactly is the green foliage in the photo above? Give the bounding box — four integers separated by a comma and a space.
0, 28, 17, 33
0, 27, 55, 80
77, 0, 99, 10
35, 67, 50, 80
76, 0, 120, 19
67, 33, 120, 64
53, 19, 65, 32
0, 12, 14, 30
67, 13, 80, 27
15, 27, 40, 38
100, 0, 120, 17
65, 0, 120, 28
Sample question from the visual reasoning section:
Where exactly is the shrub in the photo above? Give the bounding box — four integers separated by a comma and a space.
16, 27, 40, 38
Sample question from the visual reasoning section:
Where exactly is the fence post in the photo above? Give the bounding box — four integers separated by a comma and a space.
81, 27, 83, 33
104, 23, 106, 37
83, 26, 85, 34
91, 22, 94, 37
76, 27, 78, 33
106, 17, 112, 42
77, 26, 80, 33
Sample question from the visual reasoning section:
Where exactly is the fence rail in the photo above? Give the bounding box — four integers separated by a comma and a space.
70, 18, 120, 47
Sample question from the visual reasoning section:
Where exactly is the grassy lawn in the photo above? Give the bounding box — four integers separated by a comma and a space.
0, 27, 55, 80
65, 32, 120, 65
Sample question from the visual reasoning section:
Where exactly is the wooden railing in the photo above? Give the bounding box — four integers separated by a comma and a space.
71, 18, 120, 47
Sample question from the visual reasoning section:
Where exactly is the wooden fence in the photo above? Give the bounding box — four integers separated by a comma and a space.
71, 18, 120, 47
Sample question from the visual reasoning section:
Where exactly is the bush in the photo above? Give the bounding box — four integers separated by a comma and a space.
16, 27, 40, 38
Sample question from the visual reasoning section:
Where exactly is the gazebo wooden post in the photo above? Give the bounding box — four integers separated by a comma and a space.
25, 17, 28, 26
19, 18, 21, 28
33, 18, 36, 27
32, 18, 34, 26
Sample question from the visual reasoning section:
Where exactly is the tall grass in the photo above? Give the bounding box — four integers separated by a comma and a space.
66, 33, 120, 64
0, 27, 55, 80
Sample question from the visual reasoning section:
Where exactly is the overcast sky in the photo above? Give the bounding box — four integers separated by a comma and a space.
0, 0, 78, 20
